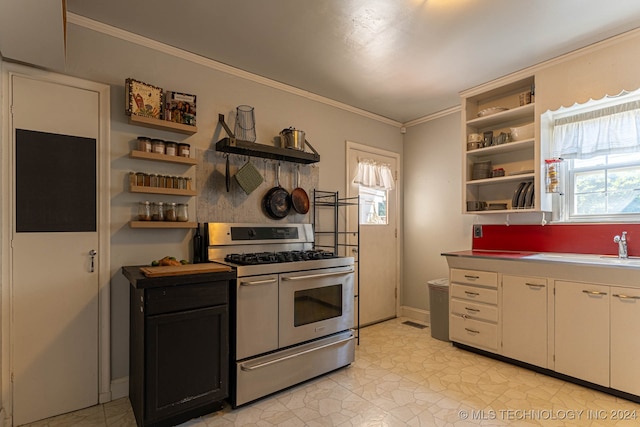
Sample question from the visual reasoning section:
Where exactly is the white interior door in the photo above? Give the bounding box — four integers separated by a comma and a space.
347, 142, 399, 326
10, 75, 100, 425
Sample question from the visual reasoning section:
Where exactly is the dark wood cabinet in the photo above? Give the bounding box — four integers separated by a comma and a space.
123, 266, 235, 427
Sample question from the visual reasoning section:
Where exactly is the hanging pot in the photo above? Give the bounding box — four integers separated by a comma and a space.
291, 165, 309, 214
262, 163, 291, 219
280, 127, 306, 150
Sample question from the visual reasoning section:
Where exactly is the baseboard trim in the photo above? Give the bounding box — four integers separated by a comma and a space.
110, 377, 129, 401
400, 306, 429, 325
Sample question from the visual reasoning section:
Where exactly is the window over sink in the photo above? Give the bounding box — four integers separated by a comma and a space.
544, 88, 640, 222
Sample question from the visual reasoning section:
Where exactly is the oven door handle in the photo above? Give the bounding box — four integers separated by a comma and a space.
240, 334, 355, 371
239, 278, 277, 286
281, 269, 354, 281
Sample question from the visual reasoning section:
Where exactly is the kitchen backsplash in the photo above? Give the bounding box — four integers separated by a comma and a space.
472, 223, 640, 257
195, 147, 320, 224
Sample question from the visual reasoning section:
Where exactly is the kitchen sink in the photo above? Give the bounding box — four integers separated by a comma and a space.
524, 252, 640, 267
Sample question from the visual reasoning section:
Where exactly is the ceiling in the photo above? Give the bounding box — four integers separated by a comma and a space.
65, 0, 640, 124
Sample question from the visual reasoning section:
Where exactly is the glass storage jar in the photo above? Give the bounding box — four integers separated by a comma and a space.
178, 143, 190, 157
135, 172, 146, 186
138, 201, 151, 221
165, 141, 178, 156
164, 202, 177, 221
151, 139, 165, 154
137, 136, 152, 152
149, 173, 159, 187
176, 204, 188, 222
151, 202, 164, 221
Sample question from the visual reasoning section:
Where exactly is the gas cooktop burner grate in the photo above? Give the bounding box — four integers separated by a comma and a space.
225, 250, 336, 265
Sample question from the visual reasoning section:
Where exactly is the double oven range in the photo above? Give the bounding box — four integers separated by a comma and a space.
206, 223, 356, 407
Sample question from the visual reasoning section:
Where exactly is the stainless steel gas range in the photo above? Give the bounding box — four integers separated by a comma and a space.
206, 222, 356, 407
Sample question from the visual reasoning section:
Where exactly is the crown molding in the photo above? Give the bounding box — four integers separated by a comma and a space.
66, 13, 403, 128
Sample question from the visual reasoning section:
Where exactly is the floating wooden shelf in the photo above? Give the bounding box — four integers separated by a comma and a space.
129, 221, 197, 229
128, 115, 197, 135
130, 185, 197, 196
129, 150, 198, 165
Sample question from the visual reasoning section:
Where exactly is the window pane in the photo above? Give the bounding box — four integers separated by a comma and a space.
574, 170, 605, 194
608, 190, 640, 213
575, 193, 605, 214
608, 166, 640, 191
608, 152, 640, 165
359, 186, 388, 225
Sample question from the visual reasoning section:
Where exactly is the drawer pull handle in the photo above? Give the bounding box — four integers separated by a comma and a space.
525, 283, 545, 288
464, 291, 480, 296
464, 327, 480, 334
240, 278, 277, 286
464, 275, 480, 280
582, 290, 607, 296
613, 294, 640, 300
465, 307, 480, 312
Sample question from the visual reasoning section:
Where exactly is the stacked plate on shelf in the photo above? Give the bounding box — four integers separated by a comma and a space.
472, 160, 492, 180
512, 181, 535, 209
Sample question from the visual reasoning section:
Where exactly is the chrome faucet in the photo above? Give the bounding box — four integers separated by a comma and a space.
614, 231, 628, 259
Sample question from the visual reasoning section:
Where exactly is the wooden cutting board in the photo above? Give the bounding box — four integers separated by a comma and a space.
140, 263, 232, 277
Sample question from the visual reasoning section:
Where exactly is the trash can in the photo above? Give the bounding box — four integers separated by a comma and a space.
427, 278, 450, 342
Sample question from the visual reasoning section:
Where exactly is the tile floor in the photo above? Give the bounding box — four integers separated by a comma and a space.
22, 317, 640, 426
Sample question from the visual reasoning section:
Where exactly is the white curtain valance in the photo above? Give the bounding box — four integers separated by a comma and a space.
552, 100, 640, 159
352, 158, 395, 190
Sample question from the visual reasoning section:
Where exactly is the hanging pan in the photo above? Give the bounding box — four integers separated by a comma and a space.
262, 163, 291, 219
291, 165, 309, 214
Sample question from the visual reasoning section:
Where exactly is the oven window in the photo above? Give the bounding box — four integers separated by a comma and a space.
294, 284, 342, 327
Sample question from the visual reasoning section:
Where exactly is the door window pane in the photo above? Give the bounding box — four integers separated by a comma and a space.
358, 186, 388, 225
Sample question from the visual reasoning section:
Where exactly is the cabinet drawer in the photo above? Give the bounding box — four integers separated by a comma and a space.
450, 283, 497, 305
450, 315, 498, 351
451, 269, 497, 288
450, 299, 498, 322
146, 281, 228, 315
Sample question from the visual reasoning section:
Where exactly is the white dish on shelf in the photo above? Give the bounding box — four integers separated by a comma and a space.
508, 169, 535, 176
477, 107, 509, 117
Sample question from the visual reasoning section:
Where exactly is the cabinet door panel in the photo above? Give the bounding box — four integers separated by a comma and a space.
502, 275, 547, 368
610, 286, 640, 396
145, 305, 228, 422
555, 281, 609, 387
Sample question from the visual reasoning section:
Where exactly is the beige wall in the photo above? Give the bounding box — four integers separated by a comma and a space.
61, 23, 403, 382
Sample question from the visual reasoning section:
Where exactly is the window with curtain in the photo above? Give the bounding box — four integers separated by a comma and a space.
550, 90, 640, 221
352, 159, 394, 225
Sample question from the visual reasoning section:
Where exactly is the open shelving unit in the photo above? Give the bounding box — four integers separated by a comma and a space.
312, 190, 360, 343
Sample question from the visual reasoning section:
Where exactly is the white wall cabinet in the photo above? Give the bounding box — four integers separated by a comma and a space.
501, 275, 548, 368
449, 268, 499, 352
554, 280, 610, 387
460, 75, 551, 214
610, 286, 640, 396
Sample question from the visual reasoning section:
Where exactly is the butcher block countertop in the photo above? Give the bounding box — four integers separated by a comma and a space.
122, 264, 236, 289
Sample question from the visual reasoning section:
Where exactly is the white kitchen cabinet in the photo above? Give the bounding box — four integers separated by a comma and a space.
449, 268, 499, 352
554, 280, 609, 387
460, 75, 551, 214
501, 275, 548, 368
610, 286, 640, 396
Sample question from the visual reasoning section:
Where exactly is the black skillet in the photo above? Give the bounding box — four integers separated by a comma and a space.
262, 163, 291, 219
